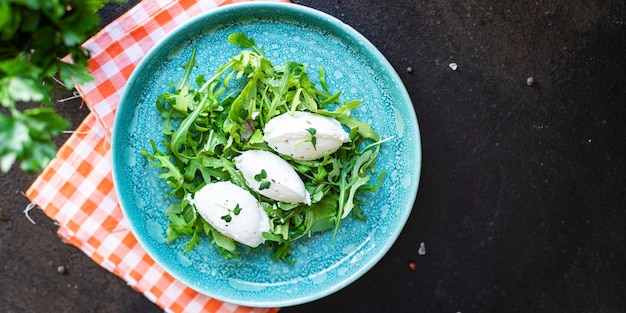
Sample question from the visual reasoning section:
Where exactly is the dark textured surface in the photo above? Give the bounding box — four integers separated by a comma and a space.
1, 1, 625, 312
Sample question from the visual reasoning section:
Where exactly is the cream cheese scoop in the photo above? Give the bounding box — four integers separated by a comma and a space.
235, 150, 311, 205
194, 181, 269, 247
263, 111, 350, 160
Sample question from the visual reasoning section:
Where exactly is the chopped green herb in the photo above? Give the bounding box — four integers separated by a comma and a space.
254, 169, 271, 190
254, 169, 268, 181
220, 214, 232, 223
259, 180, 271, 190
220, 203, 242, 223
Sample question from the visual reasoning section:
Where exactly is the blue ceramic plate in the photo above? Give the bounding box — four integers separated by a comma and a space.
112, 2, 420, 307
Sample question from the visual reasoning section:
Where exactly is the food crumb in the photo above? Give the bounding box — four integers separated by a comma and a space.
406, 66, 413, 73
449, 63, 458, 71
57, 265, 66, 274
526, 76, 535, 86
408, 261, 417, 271
0, 209, 11, 222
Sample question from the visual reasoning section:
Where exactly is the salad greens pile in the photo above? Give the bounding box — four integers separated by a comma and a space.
141, 33, 389, 263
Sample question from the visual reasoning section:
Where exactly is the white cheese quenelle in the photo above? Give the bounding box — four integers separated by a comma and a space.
263, 111, 350, 160
234, 150, 311, 205
193, 181, 270, 247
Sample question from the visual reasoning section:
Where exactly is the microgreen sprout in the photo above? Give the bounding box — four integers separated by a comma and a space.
254, 169, 271, 190
220, 203, 242, 223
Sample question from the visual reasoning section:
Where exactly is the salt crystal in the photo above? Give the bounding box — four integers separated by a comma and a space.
449, 63, 458, 71
418, 242, 426, 255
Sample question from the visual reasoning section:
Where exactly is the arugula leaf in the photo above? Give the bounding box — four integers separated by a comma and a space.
211, 227, 237, 252
320, 100, 380, 141
140, 141, 184, 193
228, 32, 264, 56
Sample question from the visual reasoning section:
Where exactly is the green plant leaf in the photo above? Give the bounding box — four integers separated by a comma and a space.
0, 116, 29, 172
0, 0, 120, 173
58, 62, 95, 88
23, 108, 70, 135
7, 77, 46, 102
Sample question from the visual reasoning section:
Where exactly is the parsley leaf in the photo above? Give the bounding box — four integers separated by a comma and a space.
0, 0, 123, 173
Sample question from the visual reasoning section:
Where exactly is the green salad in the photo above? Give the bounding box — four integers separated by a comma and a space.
141, 33, 389, 263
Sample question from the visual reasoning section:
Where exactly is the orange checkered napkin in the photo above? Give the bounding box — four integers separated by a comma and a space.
25, 0, 287, 312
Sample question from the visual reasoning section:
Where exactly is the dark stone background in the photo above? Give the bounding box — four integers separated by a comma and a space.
1, 0, 624, 312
